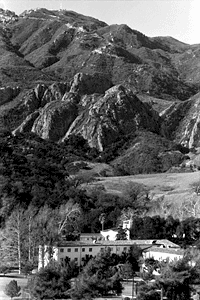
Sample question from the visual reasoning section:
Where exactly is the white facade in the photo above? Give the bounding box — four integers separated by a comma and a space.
39, 239, 182, 269
100, 229, 118, 241
100, 219, 133, 241
80, 233, 103, 242
53, 242, 129, 267
143, 247, 184, 262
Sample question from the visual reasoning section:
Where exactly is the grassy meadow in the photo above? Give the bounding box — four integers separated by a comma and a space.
0, 273, 28, 300
95, 171, 200, 203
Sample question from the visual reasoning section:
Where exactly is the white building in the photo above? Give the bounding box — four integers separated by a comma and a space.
100, 219, 133, 241
143, 246, 184, 262
38, 239, 182, 269
80, 233, 103, 242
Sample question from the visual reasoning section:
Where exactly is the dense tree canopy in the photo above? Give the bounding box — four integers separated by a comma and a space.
71, 248, 123, 299
27, 263, 71, 300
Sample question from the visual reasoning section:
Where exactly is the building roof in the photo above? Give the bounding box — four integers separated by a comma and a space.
101, 228, 118, 232
144, 246, 184, 255
58, 239, 180, 249
80, 233, 103, 237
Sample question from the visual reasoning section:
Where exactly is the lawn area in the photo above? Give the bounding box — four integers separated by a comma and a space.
0, 275, 134, 300
0, 274, 28, 300
95, 171, 200, 203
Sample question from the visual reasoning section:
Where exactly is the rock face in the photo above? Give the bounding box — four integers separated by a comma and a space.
10, 79, 161, 151
6, 82, 69, 132
163, 93, 200, 149
2, 7, 200, 168
62, 85, 161, 150
4, 8, 197, 100
69, 72, 113, 95
31, 93, 79, 141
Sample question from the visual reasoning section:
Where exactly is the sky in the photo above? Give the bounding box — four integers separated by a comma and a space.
0, 0, 200, 45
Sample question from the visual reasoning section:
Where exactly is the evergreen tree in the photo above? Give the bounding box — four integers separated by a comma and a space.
116, 226, 127, 240
4, 280, 21, 299
71, 248, 123, 299
27, 263, 71, 300
158, 258, 192, 300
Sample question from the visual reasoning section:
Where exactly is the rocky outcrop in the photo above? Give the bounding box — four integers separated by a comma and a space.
31, 93, 79, 141
69, 72, 113, 95
62, 85, 161, 151
13, 110, 40, 135
163, 93, 200, 148
4, 7, 196, 100
12, 83, 161, 150
2, 82, 69, 131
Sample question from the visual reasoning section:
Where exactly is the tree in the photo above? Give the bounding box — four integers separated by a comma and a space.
120, 262, 134, 279
57, 201, 81, 235
0, 207, 27, 274
157, 258, 192, 300
71, 248, 123, 299
99, 213, 106, 231
136, 282, 160, 300
35, 201, 81, 268
21, 261, 34, 277
0, 265, 10, 276
116, 226, 127, 240
121, 182, 151, 217
4, 280, 21, 299
126, 244, 143, 273
27, 263, 71, 300
180, 196, 200, 219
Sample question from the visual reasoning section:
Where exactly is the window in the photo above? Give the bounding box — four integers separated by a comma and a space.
117, 247, 120, 251
60, 248, 64, 253
67, 248, 71, 253
82, 248, 85, 252
89, 248, 92, 252
75, 248, 78, 252
123, 247, 127, 251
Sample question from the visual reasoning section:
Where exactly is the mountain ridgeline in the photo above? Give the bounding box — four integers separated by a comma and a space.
0, 7, 200, 174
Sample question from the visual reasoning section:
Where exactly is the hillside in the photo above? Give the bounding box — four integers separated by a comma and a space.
95, 171, 200, 200
0, 7, 200, 177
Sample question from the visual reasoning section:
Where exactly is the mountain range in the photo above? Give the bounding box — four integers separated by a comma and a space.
1, 7, 200, 174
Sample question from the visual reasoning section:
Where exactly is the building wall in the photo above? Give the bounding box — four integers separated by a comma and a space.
100, 230, 118, 241
80, 234, 103, 242
54, 244, 129, 266
143, 250, 183, 262
39, 239, 182, 269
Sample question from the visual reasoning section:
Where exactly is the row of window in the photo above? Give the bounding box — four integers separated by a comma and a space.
60, 247, 93, 253
60, 246, 127, 253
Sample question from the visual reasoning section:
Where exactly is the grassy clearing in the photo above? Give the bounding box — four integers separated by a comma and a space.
0, 274, 28, 300
94, 171, 200, 203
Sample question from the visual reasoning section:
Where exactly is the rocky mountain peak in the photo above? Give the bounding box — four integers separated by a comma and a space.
1, 8, 200, 171
0, 8, 18, 24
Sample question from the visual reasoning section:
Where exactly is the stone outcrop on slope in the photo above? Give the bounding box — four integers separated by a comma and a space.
69, 72, 113, 95
62, 85, 161, 151
6, 82, 69, 131
10, 78, 161, 151
31, 93, 79, 141
162, 92, 200, 149
6, 8, 197, 100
